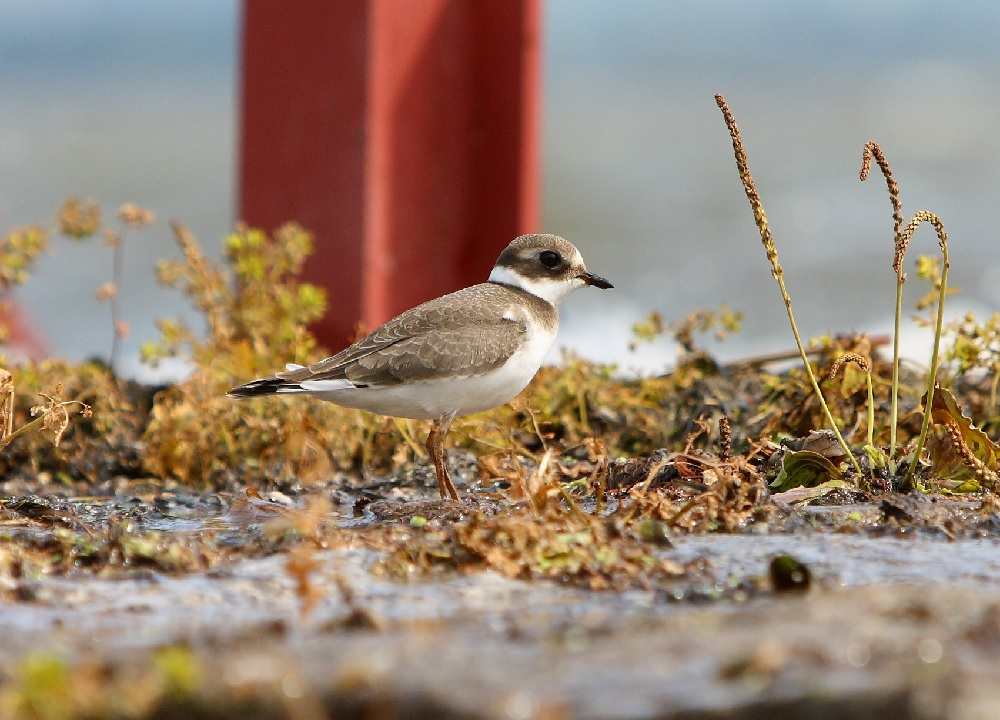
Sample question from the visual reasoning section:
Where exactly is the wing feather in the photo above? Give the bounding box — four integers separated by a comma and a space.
275, 283, 550, 387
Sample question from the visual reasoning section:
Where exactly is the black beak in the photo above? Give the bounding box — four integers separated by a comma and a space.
578, 271, 613, 289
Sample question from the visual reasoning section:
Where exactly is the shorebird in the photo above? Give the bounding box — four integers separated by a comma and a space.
228, 234, 612, 500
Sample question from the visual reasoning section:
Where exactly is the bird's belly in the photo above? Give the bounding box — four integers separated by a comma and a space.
313, 328, 555, 420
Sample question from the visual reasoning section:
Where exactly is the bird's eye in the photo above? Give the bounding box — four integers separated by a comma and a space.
539, 250, 561, 269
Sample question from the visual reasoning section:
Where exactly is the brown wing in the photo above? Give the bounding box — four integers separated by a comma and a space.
278, 284, 544, 387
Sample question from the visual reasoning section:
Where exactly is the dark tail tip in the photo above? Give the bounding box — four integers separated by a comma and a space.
227, 377, 286, 398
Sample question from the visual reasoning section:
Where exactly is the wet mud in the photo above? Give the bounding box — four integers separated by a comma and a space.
2, 485, 1000, 719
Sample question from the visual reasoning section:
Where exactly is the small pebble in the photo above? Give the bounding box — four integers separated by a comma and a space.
768, 554, 812, 592
635, 519, 672, 547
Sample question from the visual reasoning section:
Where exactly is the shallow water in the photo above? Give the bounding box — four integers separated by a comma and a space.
6, 499, 1000, 717
5, 507, 1000, 653
6, 3, 1000, 378
674, 533, 1000, 589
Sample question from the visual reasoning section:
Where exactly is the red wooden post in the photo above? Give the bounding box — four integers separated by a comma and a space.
239, 0, 541, 350
1, 300, 46, 361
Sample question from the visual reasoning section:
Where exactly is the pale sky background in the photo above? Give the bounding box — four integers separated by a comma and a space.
1, 1, 998, 378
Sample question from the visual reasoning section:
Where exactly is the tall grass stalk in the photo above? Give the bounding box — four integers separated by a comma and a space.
715, 94, 863, 477
899, 211, 950, 483
830, 354, 875, 451
859, 142, 904, 465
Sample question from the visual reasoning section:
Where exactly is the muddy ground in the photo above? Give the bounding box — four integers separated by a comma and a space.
3, 477, 1000, 719
3, 347, 1000, 719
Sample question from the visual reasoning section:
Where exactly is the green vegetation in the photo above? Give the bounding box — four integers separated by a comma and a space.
715, 93, 998, 494
2, 96, 1000, 718
0, 97, 996, 613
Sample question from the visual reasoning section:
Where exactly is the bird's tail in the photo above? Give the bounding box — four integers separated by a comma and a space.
227, 377, 300, 398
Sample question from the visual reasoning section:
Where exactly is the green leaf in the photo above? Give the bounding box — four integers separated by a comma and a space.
770, 450, 844, 492
862, 444, 888, 470
939, 479, 981, 494
770, 478, 853, 505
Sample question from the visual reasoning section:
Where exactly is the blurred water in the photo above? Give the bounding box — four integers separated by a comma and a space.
544, 0, 1000, 373
1, 1, 998, 378
0, 0, 236, 378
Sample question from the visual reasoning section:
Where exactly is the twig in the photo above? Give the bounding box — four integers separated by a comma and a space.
723, 334, 891, 369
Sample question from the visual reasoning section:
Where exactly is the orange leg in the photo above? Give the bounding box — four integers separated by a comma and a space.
426, 413, 460, 501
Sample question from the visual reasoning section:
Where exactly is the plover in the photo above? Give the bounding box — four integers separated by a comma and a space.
228, 234, 612, 500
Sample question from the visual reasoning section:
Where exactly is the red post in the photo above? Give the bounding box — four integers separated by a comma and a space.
239, 0, 541, 350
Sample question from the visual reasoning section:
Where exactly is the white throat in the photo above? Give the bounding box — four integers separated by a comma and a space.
488, 265, 583, 307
